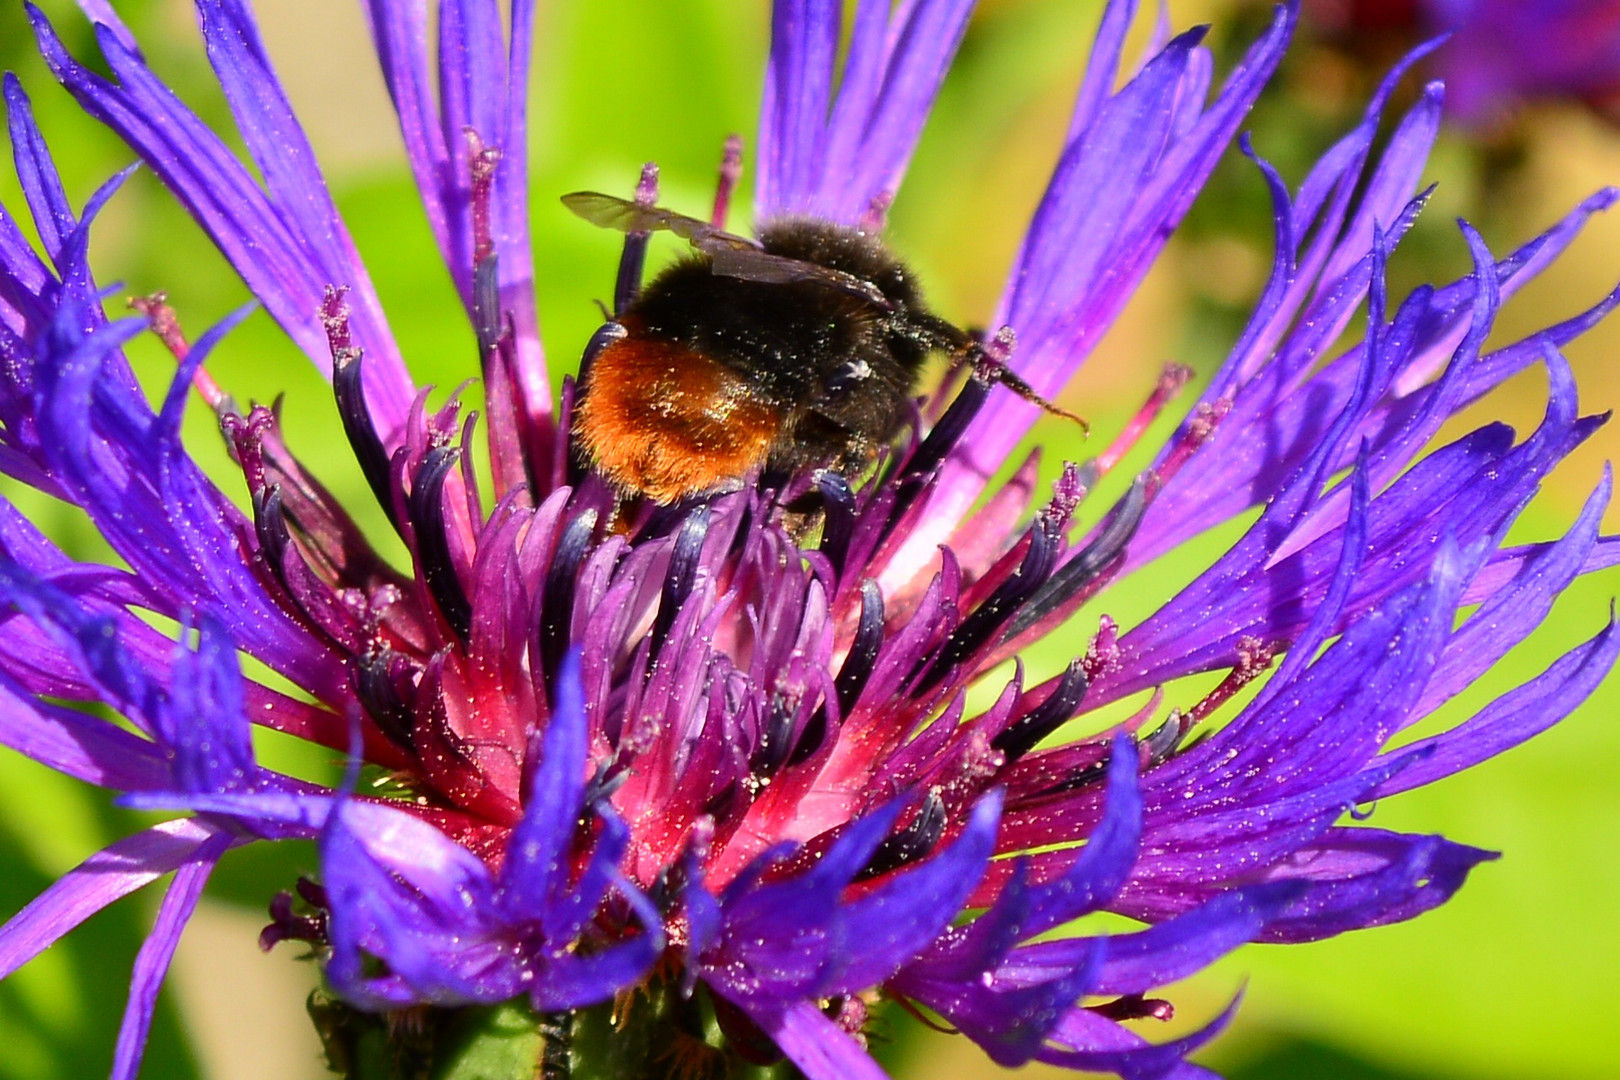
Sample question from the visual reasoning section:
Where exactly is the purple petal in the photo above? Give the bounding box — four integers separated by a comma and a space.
1252, 828, 1498, 942
1369, 614, 1620, 798
0, 819, 233, 979
824, 789, 1001, 994
1088, 883, 1300, 994
1133, 184, 1616, 568
26, 295, 350, 704
159, 613, 257, 794
3, 73, 76, 265
1401, 468, 1611, 725
110, 830, 229, 1080
757, 0, 976, 223
1039, 994, 1242, 1077
897, 941, 1107, 1067
0, 669, 164, 789
321, 798, 509, 1008
28, 3, 418, 434
116, 790, 332, 836
883, 5, 1295, 586
499, 649, 587, 918
722, 997, 889, 1080
703, 801, 903, 998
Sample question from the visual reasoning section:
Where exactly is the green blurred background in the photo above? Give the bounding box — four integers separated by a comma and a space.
1, 1, 1618, 1077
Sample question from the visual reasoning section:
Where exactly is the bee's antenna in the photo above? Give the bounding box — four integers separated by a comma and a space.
958, 325, 1089, 435
980, 357, 1091, 435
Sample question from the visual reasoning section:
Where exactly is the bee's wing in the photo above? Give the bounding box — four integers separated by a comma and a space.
563, 191, 894, 311
705, 247, 893, 311
561, 191, 757, 250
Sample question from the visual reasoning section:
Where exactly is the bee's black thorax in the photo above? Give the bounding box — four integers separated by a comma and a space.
620, 219, 948, 475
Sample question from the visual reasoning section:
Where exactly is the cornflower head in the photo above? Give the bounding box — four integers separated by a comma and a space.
1, 1, 1617, 1078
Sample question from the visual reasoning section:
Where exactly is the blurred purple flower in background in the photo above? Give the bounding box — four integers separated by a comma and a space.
1, 0, 1618, 1078
1431, 0, 1620, 123
1311, 0, 1620, 124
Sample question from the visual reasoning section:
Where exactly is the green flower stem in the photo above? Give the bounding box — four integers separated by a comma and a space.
311, 986, 807, 1079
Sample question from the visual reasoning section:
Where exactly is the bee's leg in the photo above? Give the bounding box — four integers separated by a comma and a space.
710, 134, 744, 228
613, 162, 660, 315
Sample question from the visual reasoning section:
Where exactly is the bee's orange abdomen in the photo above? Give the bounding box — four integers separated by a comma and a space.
575, 332, 782, 504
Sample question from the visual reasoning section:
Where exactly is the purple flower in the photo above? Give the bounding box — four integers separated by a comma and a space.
1310, 0, 1620, 124
1429, 0, 1620, 122
2, 1, 1618, 1077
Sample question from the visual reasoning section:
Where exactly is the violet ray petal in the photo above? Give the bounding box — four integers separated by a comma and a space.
320, 798, 513, 1008
526, 857, 663, 1010
702, 802, 905, 998
1143, 551, 1463, 809
0, 673, 165, 790
1016, 737, 1143, 937
896, 939, 1107, 1067
0, 818, 235, 979
1248, 451, 1371, 713
1135, 533, 1465, 799
500, 648, 588, 918
3, 74, 75, 264
0, 553, 201, 715
1316, 84, 1443, 296
27, 298, 351, 703
0, 87, 141, 396
1002, 30, 1207, 361
1106, 362, 1585, 704
1270, 220, 1505, 562
904, 859, 1037, 984
758, 0, 975, 223
1250, 827, 1498, 943
191, 0, 385, 344
882, 6, 1295, 585
0, 559, 179, 736
110, 829, 228, 1080
116, 790, 332, 839
438, 0, 508, 230
0, 223, 50, 340
727, 997, 890, 1080
1068, 0, 1137, 140
816, 0, 890, 186
756, 0, 840, 220
1467, 531, 1620, 605
0, 546, 303, 800
1369, 615, 1620, 799
71, 0, 143, 55
527, 924, 660, 1011
491, 0, 546, 432
361, 0, 453, 270
532, 815, 642, 954
1402, 468, 1610, 724
1010, 2, 1293, 383
159, 614, 258, 795
27, 4, 417, 433
437, 0, 546, 401
1079, 882, 1300, 995
1132, 186, 1614, 566
839, 0, 977, 218
1124, 751, 1424, 896
824, 789, 1002, 995
1290, 40, 1441, 240
1038, 994, 1243, 1077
